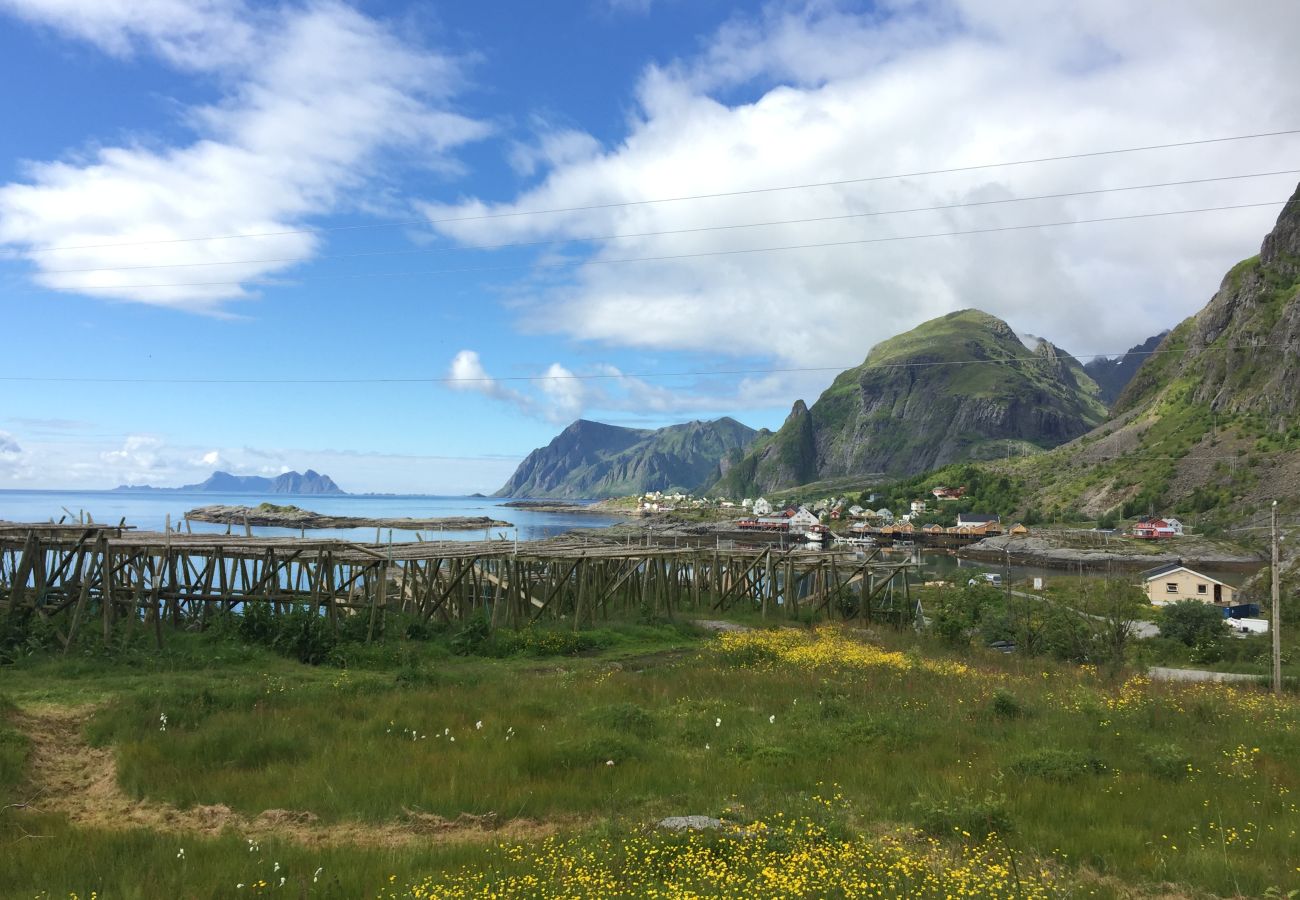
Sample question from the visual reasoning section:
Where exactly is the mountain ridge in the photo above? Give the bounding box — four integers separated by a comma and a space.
711, 309, 1108, 497
113, 469, 345, 495
496, 417, 758, 499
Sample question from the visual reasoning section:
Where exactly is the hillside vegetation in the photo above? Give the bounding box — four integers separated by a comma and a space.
713, 310, 1106, 497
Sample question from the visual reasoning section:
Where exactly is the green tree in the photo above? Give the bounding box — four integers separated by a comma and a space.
1158, 600, 1227, 647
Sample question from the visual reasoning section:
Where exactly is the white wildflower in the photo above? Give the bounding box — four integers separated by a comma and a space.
715, 717, 722, 727
769, 715, 776, 724
605, 759, 615, 766
476, 720, 483, 730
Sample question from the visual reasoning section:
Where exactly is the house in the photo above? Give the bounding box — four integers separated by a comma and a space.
788, 506, 820, 535
1008, 523, 1030, 535
741, 498, 754, 509
931, 486, 967, 501
1163, 517, 1185, 536
957, 513, 1000, 527
910, 499, 927, 515
923, 523, 945, 534
1132, 518, 1180, 540
1142, 563, 1238, 606
752, 497, 773, 516
847, 505, 865, 518
874, 508, 895, 524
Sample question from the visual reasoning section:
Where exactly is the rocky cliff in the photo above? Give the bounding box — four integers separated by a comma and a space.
1082, 331, 1169, 406
1006, 181, 1300, 527
496, 417, 759, 499
174, 469, 345, 494
713, 309, 1107, 496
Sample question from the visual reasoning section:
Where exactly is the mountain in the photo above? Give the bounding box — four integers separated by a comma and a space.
495, 418, 759, 499
1005, 181, 1300, 526
1082, 331, 1170, 406
115, 469, 345, 494
712, 309, 1107, 496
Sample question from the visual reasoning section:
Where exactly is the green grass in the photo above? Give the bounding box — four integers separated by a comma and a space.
3, 623, 1300, 897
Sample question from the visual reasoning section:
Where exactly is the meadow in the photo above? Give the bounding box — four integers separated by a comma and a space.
1, 615, 1299, 898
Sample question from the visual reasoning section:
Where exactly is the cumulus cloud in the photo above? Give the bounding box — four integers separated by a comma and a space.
0, 0, 488, 310
423, 0, 1300, 369
0, 431, 21, 456
445, 350, 810, 425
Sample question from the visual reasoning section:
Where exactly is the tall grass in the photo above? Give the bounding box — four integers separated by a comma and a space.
3, 624, 1299, 896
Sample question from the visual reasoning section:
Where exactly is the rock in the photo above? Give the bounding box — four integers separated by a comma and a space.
657, 815, 724, 832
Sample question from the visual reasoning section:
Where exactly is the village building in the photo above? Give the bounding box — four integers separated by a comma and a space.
956, 513, 1000, 527
1142, 564, 1237, 606
847, 505, 865, 518
909, 499, 927, 515
931, 486, 967, 501
752, 498, 773, 516
1008, 522, 1030, 535
1132, 518, 1183, 539
788, 506, 820, 535
874, 508, 895, 524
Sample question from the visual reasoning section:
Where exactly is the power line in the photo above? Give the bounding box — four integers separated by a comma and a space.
34, 169, 1300, 275
46, 200, 1291, 291
1, 342, 1292, 385
21, 127, 1300, 254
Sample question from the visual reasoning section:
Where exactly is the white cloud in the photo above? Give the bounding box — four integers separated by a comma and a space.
444, 350, 812, 426
0, 431, 21, 456
0, 0, 489, 310
423, 0, 1300, 370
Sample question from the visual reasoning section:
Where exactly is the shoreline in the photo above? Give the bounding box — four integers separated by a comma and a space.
184, 504, 511, 532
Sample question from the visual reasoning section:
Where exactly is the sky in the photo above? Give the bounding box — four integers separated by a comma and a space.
1, 0, 1299, 494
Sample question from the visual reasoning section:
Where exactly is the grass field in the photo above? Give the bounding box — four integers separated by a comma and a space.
2, 618, 1299, 898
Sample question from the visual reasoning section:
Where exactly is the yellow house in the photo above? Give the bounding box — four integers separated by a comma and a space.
1143, 564, 1237, 606
1008, 523, 1030, 535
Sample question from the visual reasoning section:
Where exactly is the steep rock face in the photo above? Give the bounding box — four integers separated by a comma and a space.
1117, 185, 1300, 422
496, 417, 758, 498
271, 469, 343, 494
714, 309, 1107, 495
1083, 332, 1169, 406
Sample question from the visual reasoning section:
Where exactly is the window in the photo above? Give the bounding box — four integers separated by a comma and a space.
1197, 584, 1207, 595
1166, 582, 1179, 594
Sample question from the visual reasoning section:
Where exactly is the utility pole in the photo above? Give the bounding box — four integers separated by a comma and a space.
1272, 500, 1282, 696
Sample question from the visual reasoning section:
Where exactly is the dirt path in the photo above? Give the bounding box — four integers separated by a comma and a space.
14, 705, 563, 848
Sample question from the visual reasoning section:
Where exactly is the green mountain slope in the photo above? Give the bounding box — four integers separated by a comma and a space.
991, 182, 1300, 529
495, 417, 759, 499
713, 309, 1107, 496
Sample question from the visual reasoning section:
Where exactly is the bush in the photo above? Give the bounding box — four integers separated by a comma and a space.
990, 689, 1026, 719
1139, 742, 1193, 781
1159, 600, 1227, 647
585, 703, 656, 739
913, 792, 1012, 838
1009, 748, 1106, 781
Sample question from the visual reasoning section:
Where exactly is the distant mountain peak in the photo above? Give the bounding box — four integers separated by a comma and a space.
496, 417, 758, 499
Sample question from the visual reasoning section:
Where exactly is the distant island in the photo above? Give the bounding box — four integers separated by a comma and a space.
115, 469, 345, 495
184, 503, 511, 531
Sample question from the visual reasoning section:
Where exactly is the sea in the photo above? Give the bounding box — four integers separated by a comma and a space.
0, 490, 623, 543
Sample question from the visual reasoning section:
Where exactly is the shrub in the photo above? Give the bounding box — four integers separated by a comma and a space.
913, 792, 1012, 838
1009, 748, 1106, 781
585, 703, 656, 739
1139, 742, 1193, 781
990, 689, 1026, 719
1159, 600, 1227, 648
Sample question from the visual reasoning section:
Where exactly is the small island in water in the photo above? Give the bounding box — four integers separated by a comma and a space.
185, 503, 511, 531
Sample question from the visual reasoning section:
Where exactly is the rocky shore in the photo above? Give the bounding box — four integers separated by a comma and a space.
500, 499, 631, 515
958, 532, 1264, 572
184, 504, 511, 531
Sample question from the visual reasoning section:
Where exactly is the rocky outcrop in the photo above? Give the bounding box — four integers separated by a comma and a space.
496, 418, 758, 499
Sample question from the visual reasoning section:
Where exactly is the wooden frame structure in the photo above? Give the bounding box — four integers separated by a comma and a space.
0, 523, 919, 650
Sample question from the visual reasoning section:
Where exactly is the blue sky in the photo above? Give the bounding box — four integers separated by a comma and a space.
1, 0, 1298, 493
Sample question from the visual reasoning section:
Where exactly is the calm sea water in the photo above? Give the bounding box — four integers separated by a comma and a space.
0, 490, 624, 543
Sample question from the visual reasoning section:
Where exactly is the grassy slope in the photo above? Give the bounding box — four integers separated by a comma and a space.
2, 623, 1299, 897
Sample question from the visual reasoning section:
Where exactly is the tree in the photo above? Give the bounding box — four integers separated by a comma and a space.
1158, 600, 1227, 647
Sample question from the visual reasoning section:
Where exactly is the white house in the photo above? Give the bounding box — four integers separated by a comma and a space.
742, 498, 754, 509
848, 505, 865, 518
789, 506, 820, 535
1163, 517, 1185, 536
874, 508, 894, 524
909, 499, 927, 515
753, 497, 773, 516
957, 513, 1000, 527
